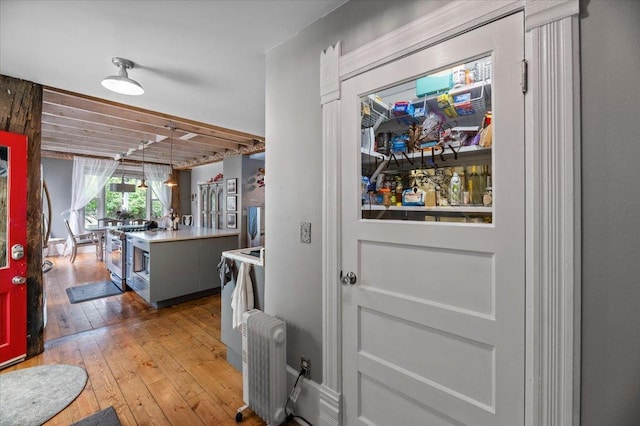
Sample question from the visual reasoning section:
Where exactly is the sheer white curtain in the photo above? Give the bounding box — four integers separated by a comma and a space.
144, 163, 172, 211
64, 156, 118, 254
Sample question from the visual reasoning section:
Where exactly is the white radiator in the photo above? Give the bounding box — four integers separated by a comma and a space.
236, 309, 287, 425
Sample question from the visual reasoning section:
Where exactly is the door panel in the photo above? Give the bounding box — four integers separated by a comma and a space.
342, 13, 524, 426
0, 131, 28, 368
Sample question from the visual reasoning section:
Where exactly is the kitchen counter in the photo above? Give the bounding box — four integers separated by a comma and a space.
128, 227, 238, 243
125, 227, 239, 308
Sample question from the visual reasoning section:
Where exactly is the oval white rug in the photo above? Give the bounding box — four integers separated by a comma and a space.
0, 364, 88, 426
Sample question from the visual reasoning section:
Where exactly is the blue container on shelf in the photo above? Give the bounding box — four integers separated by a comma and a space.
416, 74, 453, 97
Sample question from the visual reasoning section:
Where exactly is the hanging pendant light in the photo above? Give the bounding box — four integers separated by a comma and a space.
101, 57, 144, 96
138, 140, 148, 189
164, 124, 178, 187
109, 159, 136, 192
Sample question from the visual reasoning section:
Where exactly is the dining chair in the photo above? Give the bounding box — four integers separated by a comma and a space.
181, 214, 193, 226
64, 219, 102, 263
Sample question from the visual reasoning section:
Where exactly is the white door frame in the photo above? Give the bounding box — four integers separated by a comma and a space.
318, 1, 581, 425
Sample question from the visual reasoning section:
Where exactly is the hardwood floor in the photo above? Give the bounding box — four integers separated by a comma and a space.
3, 253, 271, 425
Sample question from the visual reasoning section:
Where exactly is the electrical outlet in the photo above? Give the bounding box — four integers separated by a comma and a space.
300, 357, 311, 378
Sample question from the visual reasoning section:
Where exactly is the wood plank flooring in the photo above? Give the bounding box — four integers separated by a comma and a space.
2, 253, 274, 425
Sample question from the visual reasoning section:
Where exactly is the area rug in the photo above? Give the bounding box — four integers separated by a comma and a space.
71, 406, 122, 426
0, 364, 88, 426
66, 280, 122, 304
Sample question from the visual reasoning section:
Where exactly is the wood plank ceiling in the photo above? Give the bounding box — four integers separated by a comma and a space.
41, 87, 265, 170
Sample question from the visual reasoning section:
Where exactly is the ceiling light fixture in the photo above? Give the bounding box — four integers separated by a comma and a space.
101, 57, 144, 96
109, 159, 137, 192
164, 124, 178, 187
138, 140, 148, 190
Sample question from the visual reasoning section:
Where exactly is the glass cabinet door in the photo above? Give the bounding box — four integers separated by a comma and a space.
199, 184, 209, 228
360, 55, 493, 224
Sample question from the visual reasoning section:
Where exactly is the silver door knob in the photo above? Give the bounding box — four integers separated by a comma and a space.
341, 271, 357, 285
12, 276, 26, 285
11, 244, 24, 260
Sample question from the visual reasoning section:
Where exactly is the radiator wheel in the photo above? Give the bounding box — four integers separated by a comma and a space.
235, 412, 243, 423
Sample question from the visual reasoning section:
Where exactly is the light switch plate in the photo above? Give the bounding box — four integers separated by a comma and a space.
300, 222, 311, 244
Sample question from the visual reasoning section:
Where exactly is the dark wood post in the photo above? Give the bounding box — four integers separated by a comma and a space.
0, 75, 44, 357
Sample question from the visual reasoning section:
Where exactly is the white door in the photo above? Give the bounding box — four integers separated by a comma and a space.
341, 13, 524, 426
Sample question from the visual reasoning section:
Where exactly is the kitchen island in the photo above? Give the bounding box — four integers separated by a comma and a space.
125, 227, 239, 308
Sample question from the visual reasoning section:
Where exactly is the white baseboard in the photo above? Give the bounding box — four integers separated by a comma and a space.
286, 365, 321, 425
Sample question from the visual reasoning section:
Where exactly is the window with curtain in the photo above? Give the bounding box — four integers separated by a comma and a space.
84, 196, 99, 227
65, 157, 119, 254
151, 190, 163, 219
144, 163, 172, 216
105, 175, 148, 219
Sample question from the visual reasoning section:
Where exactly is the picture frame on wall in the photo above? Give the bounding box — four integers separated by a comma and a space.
227, 196, 237, 212
226, 213, 237, 229
226, 178, 237, 194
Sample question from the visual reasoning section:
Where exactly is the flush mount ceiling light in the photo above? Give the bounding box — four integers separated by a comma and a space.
101, 57, 144, 96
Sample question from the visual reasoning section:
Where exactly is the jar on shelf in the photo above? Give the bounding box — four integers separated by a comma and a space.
379, 188, 391, 207
483, 187, 493, 207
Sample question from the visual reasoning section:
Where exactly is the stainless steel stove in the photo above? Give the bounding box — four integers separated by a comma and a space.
105, 225, 147, 290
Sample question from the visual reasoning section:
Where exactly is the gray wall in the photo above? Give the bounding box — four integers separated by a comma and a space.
580, 1, 640, 425
221, 154, 265, 247
265, 0, 448, 383
42, 157, 73, 239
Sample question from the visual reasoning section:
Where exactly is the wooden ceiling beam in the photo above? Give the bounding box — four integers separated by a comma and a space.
174, 141, 265, 169
40, 87, 266, 165
42, 105, 242, 151
44, 88, 263, 145
42, 113, 161, 142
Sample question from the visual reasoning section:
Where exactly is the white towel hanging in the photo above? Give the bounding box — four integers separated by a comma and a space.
231, 262, 254, 329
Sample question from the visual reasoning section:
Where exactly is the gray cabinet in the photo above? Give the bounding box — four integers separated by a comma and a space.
128, 234, 238, 308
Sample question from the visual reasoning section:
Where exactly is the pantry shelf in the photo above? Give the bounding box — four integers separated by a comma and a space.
362, 205, 492, 214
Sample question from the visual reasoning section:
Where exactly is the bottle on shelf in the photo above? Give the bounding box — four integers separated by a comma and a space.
449, 170, 462, 206
481, 164, 492, 193
485, 165, 492, 190
395, 177, 403, 207
458, 168, 466, 199
425, 183, 437, 207
468, 165, 482, 205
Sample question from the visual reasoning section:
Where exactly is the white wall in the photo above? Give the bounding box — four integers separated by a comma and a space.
265, 0, 448, 384
580, 1, 640, 424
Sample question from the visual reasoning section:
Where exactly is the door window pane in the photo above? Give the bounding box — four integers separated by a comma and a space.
0, 147, 7, 268
361, 56, 493, 224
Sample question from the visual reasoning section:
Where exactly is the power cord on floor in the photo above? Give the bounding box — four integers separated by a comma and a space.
283, 366, 314, 426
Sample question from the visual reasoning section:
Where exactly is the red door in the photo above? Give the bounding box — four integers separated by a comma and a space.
0, 131, 28, 367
